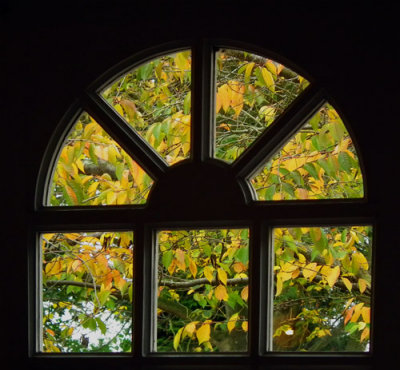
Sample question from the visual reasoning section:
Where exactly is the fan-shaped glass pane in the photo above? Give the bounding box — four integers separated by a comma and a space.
47, 112, 153, 206
251, 104, 364, 200
272, 226, 372, 352
41, 231, 133, 353
101, 51, 191, 165
156, 228, 249, 352
214, 49, 309, 162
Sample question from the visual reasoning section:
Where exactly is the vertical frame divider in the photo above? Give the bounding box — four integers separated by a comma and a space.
133, 223, 145, 357
191, 39, 214, 163
254, 221, 272, 355
140, 224, 158, 355
264, 224, 274, 353
248, 222, 261, 356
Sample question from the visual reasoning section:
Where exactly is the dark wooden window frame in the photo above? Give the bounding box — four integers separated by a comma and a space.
29, 39, 375, 369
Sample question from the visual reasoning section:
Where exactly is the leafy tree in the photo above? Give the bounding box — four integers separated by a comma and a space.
42, 50, 370, 353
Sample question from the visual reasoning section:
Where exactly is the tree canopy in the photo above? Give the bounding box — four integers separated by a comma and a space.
42, 50, 370, 353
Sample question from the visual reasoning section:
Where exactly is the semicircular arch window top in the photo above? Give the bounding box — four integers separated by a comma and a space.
36, 44, 372, 358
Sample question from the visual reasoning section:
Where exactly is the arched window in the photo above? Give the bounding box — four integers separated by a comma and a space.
33, 42, 373, 365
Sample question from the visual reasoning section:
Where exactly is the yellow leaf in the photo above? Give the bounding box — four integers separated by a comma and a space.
117, 191, 128, 205
261, 67, 275, 92
275, 275, 283, 296
344, 306, 354, 325
203, 266, 214, 283
277, 270, 292, 283
361, 307, 370, 324
302, 263, 321, 281
217, 268, 228, 285
45, 260, 63, 275
196, 323, 211, 344
65, 185, 78, 205
228, 81, 244, 118
120, 169, 130, 189
189, 258, 197, 278
175, 248, 186, 271
46, 328, 55, 336
242, 321, 248, 332
360, 327, 370, 342
184, 322, 198, 337
352, 252, 369, 271
341, 277, 353, 292
227, 313, 239, 333
351, 303, 364, 322
232, 262, 246, 273
71, 259, 82, 272
241, 285, 248, 301
215, 92, 222, 113
297, 253, 306, 265
107, 191, 117, 205
358, 278, 369, 293
173, 327, 184, 351
218, 84, 230, 112
326, 265, 340, 288
215, 284, 229, 301
244, 62, 254, 83
219, 123, 230, 131
265, 60, 277, 75
295, 188, 309, 199
87, 181, 99, 197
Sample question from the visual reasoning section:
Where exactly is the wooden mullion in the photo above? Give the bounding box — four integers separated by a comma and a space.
232, 84, 325, 179
191, 39, 214, 162
82, 91, 167, 181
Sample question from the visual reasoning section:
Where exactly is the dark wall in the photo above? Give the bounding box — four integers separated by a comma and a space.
3, 1, 399, 368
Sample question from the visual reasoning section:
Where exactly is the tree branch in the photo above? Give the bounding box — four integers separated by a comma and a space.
83, 159, 118, 180
222, 49, 299, 80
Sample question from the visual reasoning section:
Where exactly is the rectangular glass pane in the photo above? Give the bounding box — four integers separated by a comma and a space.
40, 231, 133, 353
271, 226, 372, 352
156, 229, 249, 352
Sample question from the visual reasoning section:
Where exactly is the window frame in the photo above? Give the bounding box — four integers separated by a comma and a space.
30, 39, 375, 368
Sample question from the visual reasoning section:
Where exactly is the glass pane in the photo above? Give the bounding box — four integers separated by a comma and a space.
272, 226, 372, 352
214, 49, 309, 162
156, 229, 249, 352
251, 104, 364, 200
101, 51, 191, 165
48, 112, 153, 206
41, 231, 134, 352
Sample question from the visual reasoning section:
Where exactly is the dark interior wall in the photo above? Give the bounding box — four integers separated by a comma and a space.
2, 1, 398, 368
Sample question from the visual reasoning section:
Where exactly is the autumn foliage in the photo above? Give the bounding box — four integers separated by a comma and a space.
42, 50, 371, 353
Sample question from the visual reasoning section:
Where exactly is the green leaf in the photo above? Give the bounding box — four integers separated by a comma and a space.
235, 247, 249, 264
304, 162, 319, 180
328, 121, 345, 141
309, 112, 321, 130
128, 284, 133, 302
310, 227, 328, 252
183, 91, 191, 115
263, 184, 276, 200
96, 318, 107, 335
115, 162, 125, 181
162, 250, 174, 269
338, 152, 353, 173
89, 143, 98, 165
283, 235, 298, 252
282, 182, 295, 198
97, 290, 111, 306
318, 158, 335, 177
137, 62, 154, 80
86, 318, 97, 331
